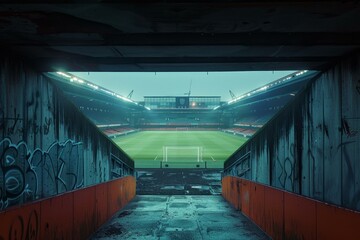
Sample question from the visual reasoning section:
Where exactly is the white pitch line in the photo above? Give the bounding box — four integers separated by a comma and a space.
211, 156, 216, 162
154, 155, 158, 161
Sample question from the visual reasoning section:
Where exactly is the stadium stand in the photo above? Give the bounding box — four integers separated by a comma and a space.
223, 127, 258, 137
219, 71, 317, 137
101, 127, 139, 138
50, 70, 316, 140
140, 109, 222, 128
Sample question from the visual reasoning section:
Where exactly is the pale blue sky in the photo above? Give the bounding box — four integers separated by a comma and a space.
70, 71, 296, 101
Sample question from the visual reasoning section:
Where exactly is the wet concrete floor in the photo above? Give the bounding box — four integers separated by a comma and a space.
90, 195, 270, 240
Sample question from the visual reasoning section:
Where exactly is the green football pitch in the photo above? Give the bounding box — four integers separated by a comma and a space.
113, 131, 248, 168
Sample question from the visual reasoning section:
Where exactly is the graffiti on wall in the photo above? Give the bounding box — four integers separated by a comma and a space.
342, 118, 359, 138
0, 138, 84, 210
7, 209, 39, 240
276, 144, 295, 191
0, 108, 53, 138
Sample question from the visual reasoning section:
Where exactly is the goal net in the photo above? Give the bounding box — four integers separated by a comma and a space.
163, 146, 203, 162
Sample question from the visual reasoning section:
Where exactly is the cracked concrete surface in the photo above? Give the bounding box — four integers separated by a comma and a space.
90, 195, 270, 240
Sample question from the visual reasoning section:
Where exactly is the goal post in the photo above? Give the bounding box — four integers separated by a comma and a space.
163, 146, 203, 162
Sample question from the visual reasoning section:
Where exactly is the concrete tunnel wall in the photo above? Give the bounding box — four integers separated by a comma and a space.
222, 52, 360, 239
0, 55, 136, 212
224, 51, 360, 212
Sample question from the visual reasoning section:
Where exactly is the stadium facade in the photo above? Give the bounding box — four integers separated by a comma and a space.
143, 96, 221, 109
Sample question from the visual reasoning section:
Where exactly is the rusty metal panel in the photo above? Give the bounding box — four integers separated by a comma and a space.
125, 176, 136, 203
121, 177, 133, 204
316, 201, 360, 239
222, 176, 236, 209
222, 176, 240, 210
231, 177, 241, 210
95, 183, 109, 228
221, 177, 227, 198
221, 176, 229, 199
249, 182, 265, 230
73, 186, 97, 240
223, 176, 231, 205
236, 178, 242, 210
115, 178, 125, 210
107, 180, 121, 217
229, 177, 236, 208
284, 192, 316, 240
40, 192, 74, 240
264, 186, 284, 240
0, 202, 41, 240
108, 178, 127, 217
241, 179, 251, 217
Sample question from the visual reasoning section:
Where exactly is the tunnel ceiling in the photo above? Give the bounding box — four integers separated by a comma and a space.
1, 1, 360, 71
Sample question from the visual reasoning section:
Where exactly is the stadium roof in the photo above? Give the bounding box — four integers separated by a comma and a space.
47, 72, 149, 110
144, 96, 221, 98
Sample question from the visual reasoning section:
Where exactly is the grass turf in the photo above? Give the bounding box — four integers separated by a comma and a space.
113, 131, 248, 168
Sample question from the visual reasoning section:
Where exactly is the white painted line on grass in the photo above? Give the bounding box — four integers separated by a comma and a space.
154, 155, 158, 161
211, 156, 216, 162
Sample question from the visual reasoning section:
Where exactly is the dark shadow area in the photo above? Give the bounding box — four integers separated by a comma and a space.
136, 169, 222, 195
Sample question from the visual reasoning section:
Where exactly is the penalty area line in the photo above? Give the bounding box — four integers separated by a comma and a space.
154, 155, 158, 161
211, 156, 216, 162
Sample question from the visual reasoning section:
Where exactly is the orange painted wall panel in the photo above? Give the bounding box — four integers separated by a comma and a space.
235, 178, 242, 210
241, 179, 251, 217
0, 202, 41, 240
0, 176, 136, 240
108, 176, 136, 218
264, 186, 284, 239
229, 177, 236, 209
222, 176, 232, 207
223, 176, 360, 240
284, 192, 316, 240
40, 193, 74, 240
316, 202, 360, 240
127, 176, 136, 202
95, 183, 109, 228
73, 186, 97, 240
108, 180, 121, 217
249, 182, 265, 230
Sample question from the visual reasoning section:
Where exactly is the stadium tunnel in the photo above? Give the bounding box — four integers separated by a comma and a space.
1, 1, 360, 239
